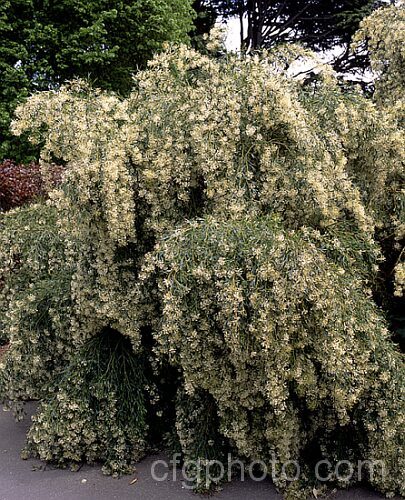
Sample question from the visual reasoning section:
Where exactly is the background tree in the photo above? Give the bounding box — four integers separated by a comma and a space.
190, 0, 217, 50
207, 0, 387, 72
0, 0, 195, 162
0, 1, 36, 162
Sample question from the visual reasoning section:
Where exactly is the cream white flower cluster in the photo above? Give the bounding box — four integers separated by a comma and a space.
150, 216, 404, 497
0, 11, 403, 497
351, 4, 405, 296
353, 3, 405, 104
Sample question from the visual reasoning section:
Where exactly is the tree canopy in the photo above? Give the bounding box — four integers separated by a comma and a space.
208, 0, 386, 71
0, 0, 195, 162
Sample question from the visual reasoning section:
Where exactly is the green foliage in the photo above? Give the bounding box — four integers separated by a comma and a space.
151, 215, 404, 496
0, 11, 404, 499
0, 203, 73, 402
353, 3, 405, 103
0, 0, 195, 162
190, 0, 217, 52
0, 0, 37, 161
24, 327, 149, 476
175, 388, 229, 491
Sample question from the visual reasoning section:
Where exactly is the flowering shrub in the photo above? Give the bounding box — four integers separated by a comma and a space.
149, 216, 403, 496
0, 9, 404, 498
0, 160, 64, 212
24, 328, 149, 476
352, 3, 405, 301
0, 203, 74, 404
353, 4, 405, 104
0, 160, 64, 346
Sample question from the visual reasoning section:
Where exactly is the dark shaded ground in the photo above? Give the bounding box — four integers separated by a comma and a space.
0, 403, 396, 500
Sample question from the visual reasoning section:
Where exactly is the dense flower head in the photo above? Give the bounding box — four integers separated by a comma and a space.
148, 216, 404, 496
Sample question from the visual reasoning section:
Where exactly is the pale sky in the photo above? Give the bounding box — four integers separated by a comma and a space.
221, 17, 374, 83
223, 17, 241, 52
